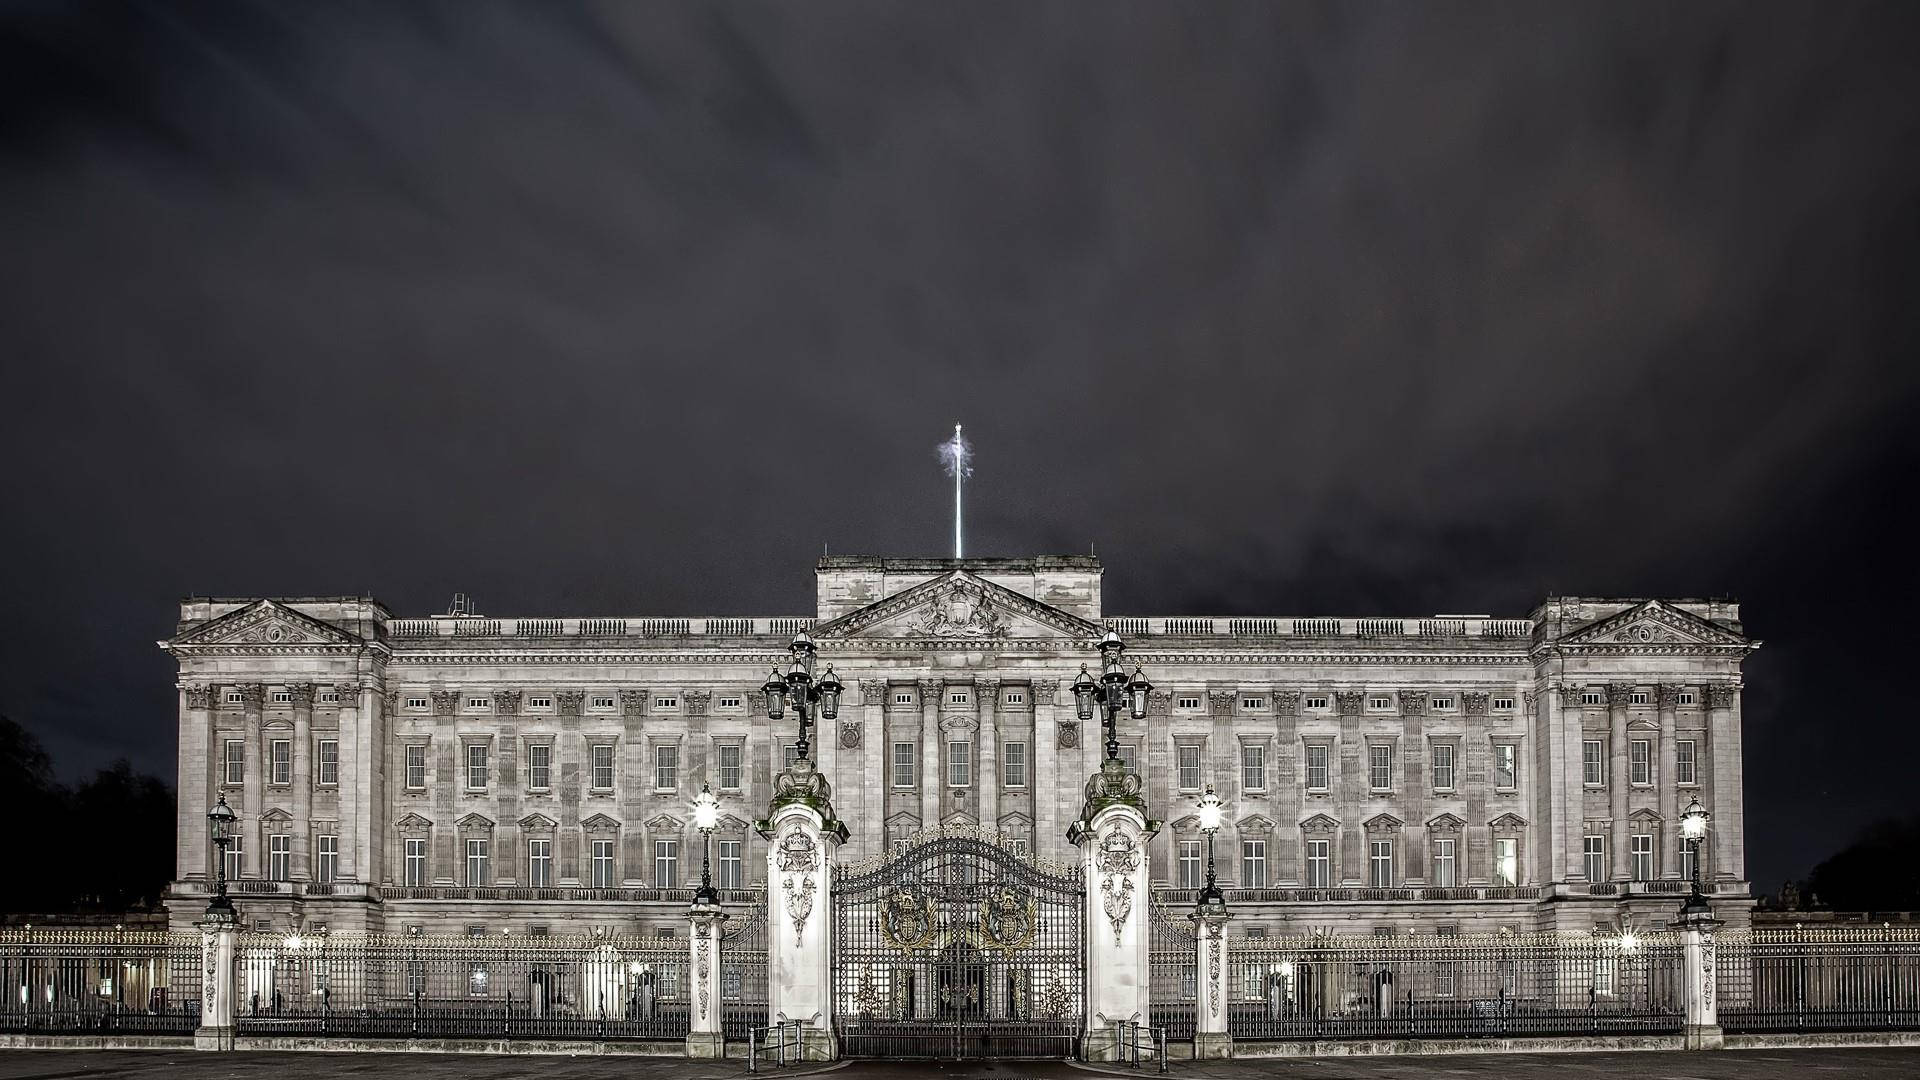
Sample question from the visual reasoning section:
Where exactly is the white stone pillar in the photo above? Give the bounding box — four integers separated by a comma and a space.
1073, 763, 1158, 1062
1192, 909, 1232, 1058
686, 904, 728, 1059
762, 794, 845, 1061
195, 915, 237, 1050
1676, 910, 1724, 1049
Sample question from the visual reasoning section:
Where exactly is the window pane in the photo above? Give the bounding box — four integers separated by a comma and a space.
1003, 742, 1026, 787
1241, 745, 1265, 790
892, 742, 914, 788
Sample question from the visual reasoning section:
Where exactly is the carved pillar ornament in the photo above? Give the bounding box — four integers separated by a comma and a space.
1606, 683, 1636, 708
1398, 690, 1427, 715
857, 679, 888, 706
1207, 690, 1237, 717
1097, 828, 1140, 946
917, 677, 942, 699
1463, 692, 1489, 717
1658, 684, 1685, 709
1030, 678, 1059, 706
839, 720, 862, 749
333, 683, 359, 705
1523, 689, 1537, 711
1335, 690, 1365, 716
687, 905, 727, 1054
430, 690, 458, 716
685, 689, 711, 716
1706, 683, 1737, 709
1146, 689, 1171, 717
493, 689, 522, 713
556, 689, 585, 716
776, 828, 820, 946
185, 685, 216, 710
237, 684, 265, 709
1057, 722, 1080, 749
618, 689, 647, 717
287, 683, 315, 709
1271, 690, 1300, 716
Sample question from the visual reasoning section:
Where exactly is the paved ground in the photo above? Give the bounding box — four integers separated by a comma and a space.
0, 1049, 1917, 1080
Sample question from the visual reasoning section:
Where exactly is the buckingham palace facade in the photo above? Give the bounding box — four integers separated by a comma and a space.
160, 555, 1756, 937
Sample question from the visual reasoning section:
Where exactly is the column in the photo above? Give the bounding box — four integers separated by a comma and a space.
239, 684, 264, 877
1549, 685, 1586, 883
195, 912, 237, 1051
1400, 692, 1428, 884
1032, 680, 1061, 863
1708, 683, 1744, 885
1608, 683, 1632, 881
857, 681, 888, 863
1272, 692, 1300, 883
977, 678, 1000, 833
1192, 909, 1232, 1058
1075, 790, 1157, 1061
1676, 909, 1724, 1049
918, 679, 942, 831
686, 902, 728, 1058
762, 795, 846, 1060
1462, 692, 1492, 884
179, 685, 215, 880
1336, 692, 1364, 884
290, 684, 315, 880
339, 681, 368, 882
1658, 685, 1681, 878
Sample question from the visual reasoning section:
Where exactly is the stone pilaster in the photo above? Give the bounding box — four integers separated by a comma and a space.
1032, 679, 1061, 862
239, 684, 264, 878
1400, 691, 1428, 884
1708, 683, 1744, 883
1336, 691, 1365, 885
977, 677, 1000, 833
180, 684, 215, 880
1192, 909, 1232, 1058
290, 683, 314, 880
1608, 683, 1632, 881
1658, 684, 1682, 878
918, 678, 942, 831
686, 904, 728, 1058
856, 680, 888, 863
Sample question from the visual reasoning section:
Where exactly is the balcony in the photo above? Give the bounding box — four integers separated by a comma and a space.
1155, 885, 1544, 904
377, 885, 763, 904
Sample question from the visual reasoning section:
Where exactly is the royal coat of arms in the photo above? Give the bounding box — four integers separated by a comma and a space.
908, 581, 1009, 638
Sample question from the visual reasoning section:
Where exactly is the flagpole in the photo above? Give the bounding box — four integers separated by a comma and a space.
953, 424, 964, 558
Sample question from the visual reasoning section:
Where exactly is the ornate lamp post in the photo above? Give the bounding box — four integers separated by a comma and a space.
692, 780, 720, 907
206, 793, 238, 920
1679, 796, 1712, 916
761, 632, 842, 761
1194, 785, 1226, 913
1071, 631, 1152, 761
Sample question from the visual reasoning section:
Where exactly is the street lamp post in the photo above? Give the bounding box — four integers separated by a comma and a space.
761, 632, 843, 762
692, 781, 720, 908
1679, 796, 1712, 916
1194, 785, 1226, 913
206, 793, 238, 920
1072, 631, 1153, 762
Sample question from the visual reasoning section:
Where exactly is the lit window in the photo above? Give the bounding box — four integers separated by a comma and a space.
892, 743, 915, 788
317, 740, 338, 786
404, 838, 426, 886
718, 743, 743, 790
1178, 840, 1202, 888
1631, 832, 1654, 880
1242, 744, 1266, 790
528, 744, 551, 790
465, 743, 488, 790
1583, 740, 1605, 785
591, 839, 616, 888
591, 744, 615, 790
717, 840, 742, 889
948, 742, 971, 787
1305, 839, 1330, 887
1369, 839, 1394, 888
1178, 744, 1202, 790
1630, 740, 1652, 786
406, 745, 426, 790
1493, 838, 1518, 887
316, 835, 338, 883
1493, 743, 1517, 790
1368, 745, 1393, 791
1583, 835, 1606, 883
224, 740, 245, 786
1676, 740, 1697, 785
1305, 744, 1330, 792
528, 839, 551, 886
269, 834, 291, 882
466, 838, 490, 885
1240, 840, 1267, 887
1003, 742, 1026, 787
655, 745, 678, 790
271, 740, 292, 785
653, 839, 679, 887
1431, 743, 1455, 791
1431, 838, 1456, 887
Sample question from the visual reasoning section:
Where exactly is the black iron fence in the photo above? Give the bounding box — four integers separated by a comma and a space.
1147, 894, 1196, 1043
230, 929, 689, 1041
1718, 925, 1920, 1033
0, 927, 202, 1034
1228, 929, 1683, 1040
721, 894, 769, 1043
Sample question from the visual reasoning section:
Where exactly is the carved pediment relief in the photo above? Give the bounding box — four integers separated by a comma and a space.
643, 814, 681, 830
1169, 814, 1202, 833
1426, 813, 1466, 832
1299, 813, 1340, 833
395, 812, 433, 831
716, 813, 752, 834
1628, 807, 1664, 823
1363, 813, 1404, 832
583, 813, 621, 832
1489, 812, 1530, 830
1237, 813, 1276, 834
518, 813, 557, 830
260, 807, 292, 823
456, 812, 495, 830
997, 811, 1033, 830
1559, 600, 1747, 649
812, 571, 1102, 642
885, 811, 922, 831
171, 600, 360, 649
940, 809, 978, 827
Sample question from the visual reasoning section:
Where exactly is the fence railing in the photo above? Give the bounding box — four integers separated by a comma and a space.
1718, 925, 1920, 1033
1228, 931, 1683, 1041
721, 896, 769, 1042
0, 928, 202, 1034
1148, 895, 1196, 1042
230, 930, 689, 1041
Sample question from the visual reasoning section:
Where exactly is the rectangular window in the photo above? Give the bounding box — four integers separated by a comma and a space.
224, 740, 245, 786
271, 740, 292, 785
466, 838, 489, 885
1680, 842, 1697, 884
269, 834, 291, 882
1242, 696, 1264, 710
1630, 691, 1648, 706
406, 745, 426, 790
1178, 840, 1202, 889
717, 696, 741, 710
528, 696, 553, 709
1431, 838, 1456, 887
224, 835, 244, 881
1306, 838, 1331, 887
592, 696, 615, 710
1177, 696, 1200, 710
1304, 695, 1328, 710
892, 742, 915, 788
1240, 839, 1267, 888
1369, 840, 1394, 888
1494, 743, 1517, 790
1431, 743, 1455, 791
1676, 740, 1697, 785
718, 839, 742, 889
591, 743, 615, 790
949, 691, 969, 704
1492, 696, 1514, 711
1369, 744, 1393, 791
406, 697, 428, 710
718, 743, 743, 790
1630, 739, 1651, 785
1583, 835, 1606, 883
1631, 832, 1654, 880
653, 839, 679, 887
226, 690, 243, 704
1177, 744, 1202, 790
467, 697, 490, 710
316, 835, 338, 883
1305, 744, 1330, 792
1005, 690, 1025, 705
1003, 742, 1027, 787
527, 839, 551, 887
1493, 837, 1518, 887
1118, 744, 1138, 777
466, 743, 488, 790
655, 745, 678, 790
895, 692, 913, 705
654, 696, 678, 710
528, 744, 551, 790
1583, 740, 1605, 785
1369, 695, 1393, 710
1678, 692, 1696, 706
404, 838, 426, 886
591, 839, 615, 887
1580, 690, 1602, 706
783, 743, 802, 770
948, 742, 971, 787
272, 690, 292, 704
316, 740, 338, 786
1430, 696, 1455, 711
1241, 744, 1266, 790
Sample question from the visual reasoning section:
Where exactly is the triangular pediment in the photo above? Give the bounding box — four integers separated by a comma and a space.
643, 814, 681, 830
1489, 812, 1530, 830
395, 812, 433, 830
456, 812, 495, 830
1236, 813, 1276, 833
1364, 812, 1404, 831
1629, 807, 1663, 823
1559, 600, 1747, 649
171, 600, 361, 649
1169, 814, 1202, 833
813, 571, 1102, 642
518, 813, 557, 830
940, 809, 978, 827
261, 807, 292, 823
1300, 813, 1340, 832
1426, 813, 1466, 831
885, 811, 921, 830
716, 813, 751, 833
583, 813, 622, 832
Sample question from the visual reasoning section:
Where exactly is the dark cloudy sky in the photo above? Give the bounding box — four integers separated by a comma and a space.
4, 2, 1919, 895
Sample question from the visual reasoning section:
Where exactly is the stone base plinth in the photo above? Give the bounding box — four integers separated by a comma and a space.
1195, 1031, 1234, 1059
193, 1026, 234, 1052
685, 1031, 725, 1059
1684, 1024, 1725, 1050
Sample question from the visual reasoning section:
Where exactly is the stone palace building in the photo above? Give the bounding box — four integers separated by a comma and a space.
160, 555, 1756, 937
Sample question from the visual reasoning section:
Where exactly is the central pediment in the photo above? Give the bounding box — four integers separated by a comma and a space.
812, 570, 1102, 642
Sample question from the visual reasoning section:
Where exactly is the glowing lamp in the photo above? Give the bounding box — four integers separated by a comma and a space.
207, 794, 236, 845
1195, 785, 1224, 834
693, 781, 719, 833
1127, 667, 1152, 719
1679, 796, 1709, 842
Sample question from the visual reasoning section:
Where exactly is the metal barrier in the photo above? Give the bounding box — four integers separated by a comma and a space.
1147, 894, 1196, 1044
0, 928, 202, 1034
746, 1020, 799, 1071
230, 929, 689, 1041
1228, 930, 1683, 1040
1108, 1019, 1168, 1071
1719, 925, 1920, 1033
721, 894, 769, 1044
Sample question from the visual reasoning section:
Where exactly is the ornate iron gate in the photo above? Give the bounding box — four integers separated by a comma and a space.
833, 828, 1085, 1058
